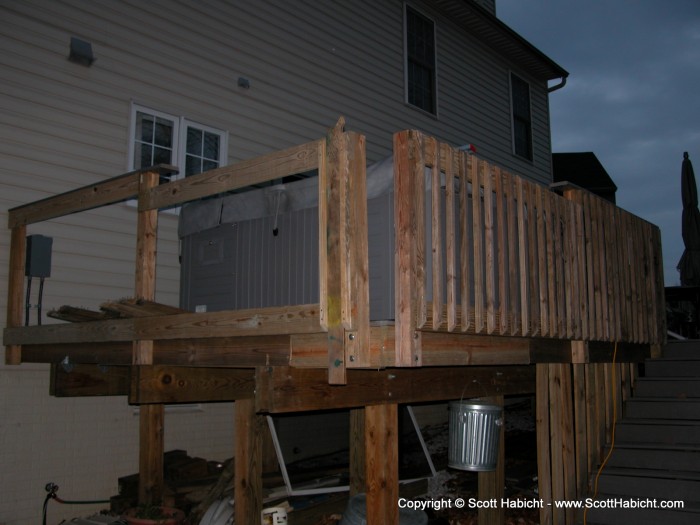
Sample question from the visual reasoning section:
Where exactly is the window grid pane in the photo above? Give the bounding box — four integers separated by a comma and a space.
133, 111, 174, 169
184, 125, 221, 176
187, 128, 203, 157
203, 132, 219, 160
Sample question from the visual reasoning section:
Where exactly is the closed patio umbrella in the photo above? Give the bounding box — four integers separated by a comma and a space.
677, 152, 700, 285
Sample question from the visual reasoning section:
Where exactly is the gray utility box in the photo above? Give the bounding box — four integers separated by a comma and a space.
179, 157, 403, 321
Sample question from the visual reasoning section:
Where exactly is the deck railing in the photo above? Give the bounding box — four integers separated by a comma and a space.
393, 130, 665, 366
5, 123, 666, 383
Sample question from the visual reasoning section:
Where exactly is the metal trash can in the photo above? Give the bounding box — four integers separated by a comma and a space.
448, 401, 503, 471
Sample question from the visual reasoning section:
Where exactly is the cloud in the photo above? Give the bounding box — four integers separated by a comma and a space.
498, 0, 700, 283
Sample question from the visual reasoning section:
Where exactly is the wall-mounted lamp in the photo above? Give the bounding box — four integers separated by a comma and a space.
68, 37, 95, 66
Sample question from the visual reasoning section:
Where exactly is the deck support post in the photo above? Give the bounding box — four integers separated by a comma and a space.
234, 398, 263, 524
134, 170, 163, 505
478, 395, 505, 525
5, 225, 26, 364
349, 407, 366, 495
365, 402, 398, 525
538, 363, 581, 525
536, 364, 553, 525
138, 404, 164, 504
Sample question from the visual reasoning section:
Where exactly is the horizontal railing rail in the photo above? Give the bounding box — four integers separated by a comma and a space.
4, 120, 369, 384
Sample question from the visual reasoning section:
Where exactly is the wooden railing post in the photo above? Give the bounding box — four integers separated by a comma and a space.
394, 130, 424, 366
321, 118, 370, 384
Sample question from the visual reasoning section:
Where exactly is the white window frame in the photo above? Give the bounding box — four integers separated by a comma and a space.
179, 118, 229, 179
127, 103, 228, 180
403, 3, 439, 116
128, 104, 180, 174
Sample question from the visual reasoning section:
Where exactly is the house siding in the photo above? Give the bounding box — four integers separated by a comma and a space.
0, 1, 557, 522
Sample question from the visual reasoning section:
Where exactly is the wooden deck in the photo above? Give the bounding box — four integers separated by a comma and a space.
3, 119, 666, 524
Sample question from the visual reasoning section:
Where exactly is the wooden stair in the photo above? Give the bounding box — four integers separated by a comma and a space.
585, 340, 700, 525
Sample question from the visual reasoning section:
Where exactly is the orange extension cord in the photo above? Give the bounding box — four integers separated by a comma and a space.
583, 342, 619, 525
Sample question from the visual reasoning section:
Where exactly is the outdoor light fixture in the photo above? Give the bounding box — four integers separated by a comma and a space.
68, 37, 95, 66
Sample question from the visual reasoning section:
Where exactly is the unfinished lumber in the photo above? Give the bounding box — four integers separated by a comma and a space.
51, 363, 130, 397
139, 404, 164, 505
496, 166, 508, 335
134, 169, 164, 508
320, 122, 370, 382
428, 137, 443, 330
234, 398, 263, 525
472, 155, 485, 334
5, 225, 26, 365
536, 364, 553, 525
255, 365, 535, 413
19, 335, 291, 368
133, 304, 321, 340
516, 177, 528, 335
101, 298, 189, 318
349, 408, 366, 496
144, 141, 321, 210
394, 130, 423, 366
48, 305, 119, 322
459, 151, 471, 333
129, 366, 255, 404
365, 403, 398, 525
477, 395, 504, 525
573, 364, 588, 501
7, 165, 175, 228
443, 144, 458, 332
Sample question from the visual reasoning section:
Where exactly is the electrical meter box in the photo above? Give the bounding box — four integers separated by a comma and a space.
25, 234, 53, 278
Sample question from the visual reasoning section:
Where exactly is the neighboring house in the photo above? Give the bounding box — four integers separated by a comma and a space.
0, 1, 567, 522
553, 152, 618, 203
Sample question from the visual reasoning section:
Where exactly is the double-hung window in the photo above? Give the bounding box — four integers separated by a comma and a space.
129, 104, 228, 178
405, 5, 437, 115
510, 73, 533, 161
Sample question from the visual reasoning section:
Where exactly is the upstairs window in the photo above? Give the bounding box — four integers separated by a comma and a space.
129, 104, 228, 178
405, 5, 437, 114
510, 73, 533, 161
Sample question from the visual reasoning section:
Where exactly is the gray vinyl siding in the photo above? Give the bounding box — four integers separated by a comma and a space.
3, 0, 554, 180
